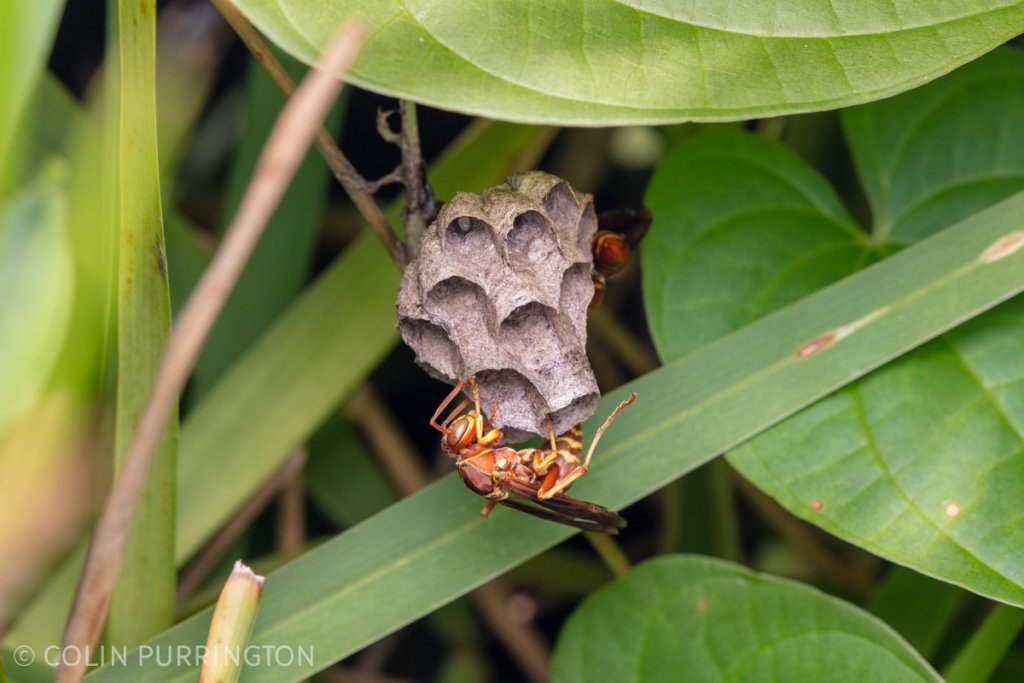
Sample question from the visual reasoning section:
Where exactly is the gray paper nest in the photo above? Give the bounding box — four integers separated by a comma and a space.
397, 172, 599, 442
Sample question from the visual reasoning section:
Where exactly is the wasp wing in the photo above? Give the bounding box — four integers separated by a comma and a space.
499, 478, 626, 534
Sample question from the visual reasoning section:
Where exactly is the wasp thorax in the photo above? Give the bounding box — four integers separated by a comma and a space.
397, 172, 600, 441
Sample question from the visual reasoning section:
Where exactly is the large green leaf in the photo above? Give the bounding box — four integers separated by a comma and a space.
230, 0, 1024, 125
550, 556, 940, 682
843, 48, 1024, 242
730, 300, 1024, 604
80, 192, 1024, 682
642, 130, 876, 360
643, 48, 1024, 604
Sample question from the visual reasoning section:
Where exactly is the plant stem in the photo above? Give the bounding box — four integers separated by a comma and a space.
584, 532, 631, 578
943, 604, 1024, 683
397, 100, 436, 262
708, 458, 742, 562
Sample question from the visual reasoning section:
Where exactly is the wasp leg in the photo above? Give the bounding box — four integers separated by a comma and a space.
482, 401, 499, 431
469, 376, 485, 441
430, 380, 466, 432
468, 377, 503, 446
538, 393, 636, 500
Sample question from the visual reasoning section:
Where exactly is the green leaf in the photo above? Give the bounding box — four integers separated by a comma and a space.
0, 171, 73, 434
550, 556, 940, 682
107, 0, 177, 647
231, 0, 1024, 125
645, 49, 1024, 605
0, 0, 65, 189
642, 130, 876, 360
730, 301, 1024, 605
843, 48, 1024, 242
305, 417, 398, 528
85, 192, 1024, 682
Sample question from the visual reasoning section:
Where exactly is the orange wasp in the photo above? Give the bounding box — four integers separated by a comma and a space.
430, 377, 636, 534
590, 205, 652, 310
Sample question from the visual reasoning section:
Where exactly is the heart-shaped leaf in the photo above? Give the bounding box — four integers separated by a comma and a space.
551, 555, 941, 683
643, 48, 1024, 604
230, 0, 1024, 125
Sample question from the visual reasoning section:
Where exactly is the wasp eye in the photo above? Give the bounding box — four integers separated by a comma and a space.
446, 418, 470, 450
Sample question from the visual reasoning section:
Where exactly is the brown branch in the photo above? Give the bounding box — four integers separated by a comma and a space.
397, 101, 437, 262
374, 104, 437, 262
55, 24, 367, 683
276, 453, 307, 555
211, 0, 405, 268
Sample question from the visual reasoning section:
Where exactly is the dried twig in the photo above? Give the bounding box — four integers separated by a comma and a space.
396, 101, 437, 261
210, 0, 405, 267
276, 454, 308, 555
55, 24, 366, 683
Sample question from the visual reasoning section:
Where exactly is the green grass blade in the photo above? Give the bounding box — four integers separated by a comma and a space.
86, 190, 1024, 682
305, 417, 397, 528
944, 605, 1024, 683
0, 0, 65, 189
0, 170, 74, 433
107, 0, 177, 647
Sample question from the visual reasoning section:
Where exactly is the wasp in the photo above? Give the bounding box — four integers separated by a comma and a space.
590, 205, 652, 310
430, 377, 636, 534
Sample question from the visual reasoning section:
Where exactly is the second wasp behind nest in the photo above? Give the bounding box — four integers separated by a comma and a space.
431, 377, 635, 534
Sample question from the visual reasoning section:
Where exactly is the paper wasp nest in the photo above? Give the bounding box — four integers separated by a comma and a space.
397, 172, 599, 442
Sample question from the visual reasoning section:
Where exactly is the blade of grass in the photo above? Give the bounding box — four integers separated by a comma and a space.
106, 0, 177, 650
943, 605, 1024, 683
54, 24, 367, 683
0, 0, 65, 190
86, 192, 1024, 683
